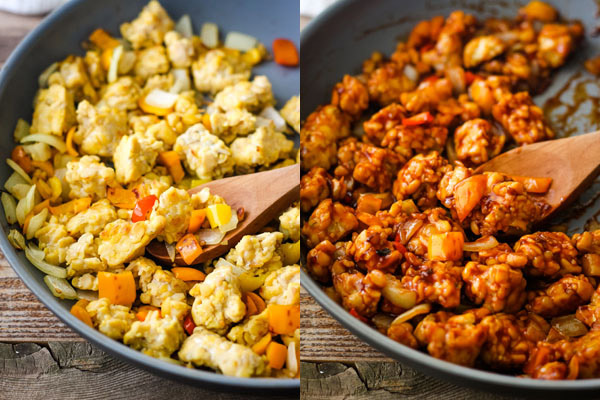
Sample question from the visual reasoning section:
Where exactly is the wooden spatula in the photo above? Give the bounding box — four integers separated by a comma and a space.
146, 163, 299, 266
476, 130, 600, 221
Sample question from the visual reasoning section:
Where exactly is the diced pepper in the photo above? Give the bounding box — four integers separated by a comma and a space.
356, 194, 383, 215
131, 195, 157, 222
50, 197, 92, 216
402, 111, 434, 127
66, 126, 78, 157
98, 270, 136, 307
32, 160, 54, 177
201, 114, 212, 131
171, 267, 206, 282
107, 187, 137, 209
188, 209, 206, 233
272, 38, 299, 67
89, 28, 120, 50
176, 233, 203, 265
428, 232, 464, 261
251, 333, 272, 355
244, 293, 258, 317
349, 308, 369, 323
35, 179, 53, 200
356, 211, 382, 227
138, 95, 172, 116
465, 71, 482, 85
184, 313, 196, 335
136, 305, 160, 322
454, 174, 487, 222
101, 48, 113, 71
510, 175, 553, 194
70, 299, 93, 328
157, 151, 185, 183
266, 341, 288, 369
11, 146, 33, 174
246, 292, 266, 314
401, 199, 419, 214
268, 304, 300, 335
205, 204, 232, 228
32, 199, 50, 214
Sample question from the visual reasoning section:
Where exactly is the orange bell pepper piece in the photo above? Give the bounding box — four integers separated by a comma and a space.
246, 292, 266, 314
98, 270, 137, 307
66, 126, 78, 157
251, 333, 272, 355
188, 209, 206, 233
454, 174, 488, 222
244, 293, 258, 318
131, 195, 157, 222
136, 305, 160, 322
49, 197, 92, 216
157, 151, 185, 183
11, 146, 33, 174
107, 187, 137, 209
356, 195, 383, 215
428, 232, 464, 261
70, 299, 93, 328
31, 160, 54, 177
89, 28, 120, 50
266, 341, 288, 369
176, 233, 203, 265
171, 267, 206, 282
268, 304, 300, 336
272, 38, 299, 67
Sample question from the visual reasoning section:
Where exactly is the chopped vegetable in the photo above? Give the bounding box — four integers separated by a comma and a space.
165, 242, 176, 262
98, 270, 136, 307
136, 305, 160, 322
139, 89, 178, 116
31, 160, 54, 177
582, 253, 600, 276
281, 241, 300, 265
246, 292, 266, 314
70, 299, 93, 327
266, 341, 287, 369
251, 333, 272, 355
175, 14, 193, 37
402, 111, 434, 126
259, 106, 287, 131
36, 179, 53, 200
454, 174, 487, 222
44, 275, 77, 300
131, 195, 157, 222
1, 192, 17, 224
7, 229, 26, 250
50, 197, 92, 216
171, 267, 206, 282
107, 45, 123, 83
356, 211, 382, 227
206, 204, 232, 229
428, 232, 464, 261
7, 158, 32, 184
76, 289, 98, 302
26, 207, 49, 240
176, 233, 203, 265
286, 341, 299, 376
184, 313, 196, 335
188, 209, 206, 233
217, 212, 237, 234
195, 228, 225, 245
242, 46, 266, 66
391, 303, 432, 325
101, 47, 113, 71
26, 246, 68, 278
38, 63, 58, 89
15, 184, 37, 225
11, 146, 33, 174
551, 314, 588, 337
272, 38, 299, 67
107, 187, 137, 209
157, 151, 185, 183
20, 134, 67, 153
170, 68, 191, 94
463, 235, 499, 252
356, 194, 383, 215
200, 22, 219, 48
224, 31, 257, 51
65, 126, 78, 157
89, 28, 120, 50
244, 293, 258, 317
268, 304, 300, 336
510, 175, 553, 193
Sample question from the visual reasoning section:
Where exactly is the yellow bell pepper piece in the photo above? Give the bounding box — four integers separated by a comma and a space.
205, 204, 232, 228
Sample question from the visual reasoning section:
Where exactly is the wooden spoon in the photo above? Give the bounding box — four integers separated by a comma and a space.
475, 130, 600, 221
146, 163, 299, 266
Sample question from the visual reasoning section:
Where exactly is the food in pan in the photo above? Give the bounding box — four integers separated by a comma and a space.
301, 0, 600, 380
2, 1, 300, 378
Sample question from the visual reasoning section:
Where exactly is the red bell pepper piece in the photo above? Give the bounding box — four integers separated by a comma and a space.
465, 71, 482, 85
349, 308, 369, 324
393, 233, 408, 255
402, 111, 434, 127
184, 313, 196, 336
131, 195, 157, 222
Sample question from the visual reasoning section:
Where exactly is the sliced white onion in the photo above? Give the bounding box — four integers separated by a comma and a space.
286, 341, 298, 375
38, 62, 59, 88
21, 133, 67, 153
463, 236, 499, 252
399, 219, 424, 244
260, 106, 287, 131
200, 22, 219, 48
218, 212, 238, 234
215, 257, 246, 276
224, 31, 257, 52
16, 184, 36, 225
175, 14, 193, 37
107, 44, 123, 83
6, 159, 32, 184
145, 89, 179, 109
44, 275, 77, 299
13, 118, 30, 142
170, 68, 191, 94
54, 168, 71, 201
26, 207, 48, 240
391, 303, 432, 326
1, 192, 17, 224
165, 242, 176, 262
255, 116, 273, 128
4, 171, 28, 197
76, 289, 98, 301
7, 229, 26, 250
196, 229, 225, 245
11, 184, 33, 201
403, 64, 418, 83
551, 314, 588, 338
27, 243, 45, 261
25, 244, 67, 279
